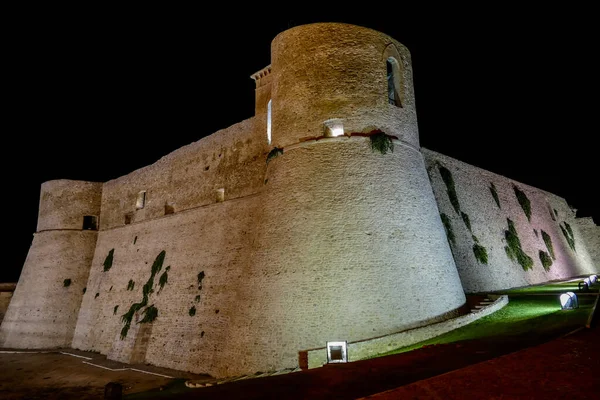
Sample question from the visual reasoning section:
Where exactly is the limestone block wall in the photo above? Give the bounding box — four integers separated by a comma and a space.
0, 283, 16, 325
575, 217, 600, 271
270, 23, 419, 148
99, 116, 268, 230
423, 148, 597, 293
36, 180, 103, 232
72, 194, 262, 377
0, 231, 97, 348
218, 137, 466, 377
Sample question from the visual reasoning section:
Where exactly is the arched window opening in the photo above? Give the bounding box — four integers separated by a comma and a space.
387, 57, 403, 107
267, 99, 272, 145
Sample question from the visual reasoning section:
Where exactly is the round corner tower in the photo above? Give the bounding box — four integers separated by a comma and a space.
270, 22, 419, 148
0, 179, 102, 348
220, 23, 466, 377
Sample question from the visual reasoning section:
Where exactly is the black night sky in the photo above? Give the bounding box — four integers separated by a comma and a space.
3, 7, 597, 282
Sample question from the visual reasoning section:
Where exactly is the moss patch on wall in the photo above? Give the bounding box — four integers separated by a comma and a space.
504, 218, 533, 271
538, 250, 553, 271
139, 305, 158, 324
63, 279, 72, 287
158, 266, 170, 293
513, 185, 532, 222
461, 212, 472, 232
560, 222, 576, 251
369, 131, 394, 154
438, 165, 460, 214
473, 243, 488, 264
541, 230, 555, 259
189, 306, 196, 317
489, 182, 501, 208
120, 250, 166, 339
440, 213, 455, 245
127, 280, 135, 291
103, 249, 115, 272
113, 305, 119, 315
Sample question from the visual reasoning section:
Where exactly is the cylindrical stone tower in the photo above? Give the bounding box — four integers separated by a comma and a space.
220, 23, 466, 377
0, 180, 102, 348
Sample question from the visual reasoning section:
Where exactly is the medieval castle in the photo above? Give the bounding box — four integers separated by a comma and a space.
1, 23, 598, 378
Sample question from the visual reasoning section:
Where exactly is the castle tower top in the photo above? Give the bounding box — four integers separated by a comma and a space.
268, 22, 419, 148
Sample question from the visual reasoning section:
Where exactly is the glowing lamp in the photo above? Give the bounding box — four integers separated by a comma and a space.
590, 275, 598, 284
323, 119, 344, 137
560, 292, 578, 310
326, 341, 348, 364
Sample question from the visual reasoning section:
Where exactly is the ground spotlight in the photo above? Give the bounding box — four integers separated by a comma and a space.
560, 292, 578, 310
590, 274, 598, 284
326, 341, 348, 363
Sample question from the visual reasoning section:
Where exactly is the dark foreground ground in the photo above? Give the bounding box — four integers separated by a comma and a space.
1, 294, 597, 399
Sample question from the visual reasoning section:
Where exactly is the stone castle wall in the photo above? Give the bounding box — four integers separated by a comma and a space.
99, 117, 268, 230
0, 231, 97, 348
72, 193, 261, 376
0, 284, 16, 326
423, 148, 598, 293
575, 217, 600, 270
217, 137, 466, 377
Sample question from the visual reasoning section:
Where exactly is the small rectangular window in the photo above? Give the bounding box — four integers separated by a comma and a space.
82, 215, 98, 230
124, 212, 133, 225
136, 191, 146, 209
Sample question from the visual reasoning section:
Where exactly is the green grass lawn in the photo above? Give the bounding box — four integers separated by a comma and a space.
373, 281, 597, 358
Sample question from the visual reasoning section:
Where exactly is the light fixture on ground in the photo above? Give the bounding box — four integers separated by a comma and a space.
589, 275, 598, 284
559, 292, 578, 310
326, 341, 348, 364
578, 280, 589, 292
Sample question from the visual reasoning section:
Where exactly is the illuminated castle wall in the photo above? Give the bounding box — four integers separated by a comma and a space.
1, 23, 597, 378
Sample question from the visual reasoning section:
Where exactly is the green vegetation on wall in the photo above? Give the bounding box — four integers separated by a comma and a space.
266, 147, 283, 164
127, 280, 135, 291
197, 271, 205, 290
538, 250, 553, 271
513, 185, 532, 222
120, 250, 166, 339
541, 230, 555, 259
139, 305, 158, 324
440, 213, 455, 245
194, 295, 201, 303
504, 218, 533, 271
438, 165, 460, 214
369, 131, 394, 154
473, 243, 488, 265
189, 306, 196, 317
113, 305, 119, 315
103, 249, 115, 272
489, 182, 501, 208
461, 212, 472, 232
158, 266, 170, 293
560, 222, 576, 251
63, 279, 72, 287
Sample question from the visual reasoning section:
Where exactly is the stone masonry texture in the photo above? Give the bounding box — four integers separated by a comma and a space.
1, 22, 598, 379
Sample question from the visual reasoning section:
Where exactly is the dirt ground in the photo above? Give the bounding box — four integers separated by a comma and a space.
0, 349, 209, 400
